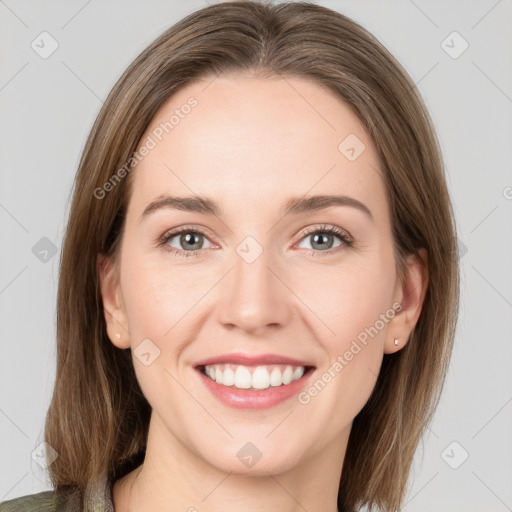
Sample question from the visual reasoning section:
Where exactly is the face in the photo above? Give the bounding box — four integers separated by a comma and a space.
99, 74, 425, 476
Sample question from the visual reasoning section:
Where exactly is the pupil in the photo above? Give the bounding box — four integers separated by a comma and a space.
312, 233, 332, 250
182, 232, 201, 249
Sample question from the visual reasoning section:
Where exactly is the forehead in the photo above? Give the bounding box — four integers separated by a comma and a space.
126, 74, 387, 223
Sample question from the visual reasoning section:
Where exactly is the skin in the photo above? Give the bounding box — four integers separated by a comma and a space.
98, 74, 428, 512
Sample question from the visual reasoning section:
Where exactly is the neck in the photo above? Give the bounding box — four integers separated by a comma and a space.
114, 411, 348, 512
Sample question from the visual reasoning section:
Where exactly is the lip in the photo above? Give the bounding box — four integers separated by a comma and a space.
193, 352, 314, 367
193, 364, 316, 410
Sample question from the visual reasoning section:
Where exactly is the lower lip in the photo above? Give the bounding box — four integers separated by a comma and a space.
195, 367, 315, 410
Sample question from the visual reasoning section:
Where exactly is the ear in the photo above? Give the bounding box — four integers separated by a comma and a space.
385, 248, 429, 354
97, 253, 130, 349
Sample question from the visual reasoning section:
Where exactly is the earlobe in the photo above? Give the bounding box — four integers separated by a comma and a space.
97, 253, 130, 349
384, 335, 403, 355
385, 248, 429, 354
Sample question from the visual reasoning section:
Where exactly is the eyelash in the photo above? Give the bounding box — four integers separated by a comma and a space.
157, 224, 354, 258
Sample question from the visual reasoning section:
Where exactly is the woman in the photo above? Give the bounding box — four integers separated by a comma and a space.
0, 1, 459, 511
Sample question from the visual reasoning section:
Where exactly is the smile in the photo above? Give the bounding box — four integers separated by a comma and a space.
194, 363, 316, 410
201, 363, 310, 390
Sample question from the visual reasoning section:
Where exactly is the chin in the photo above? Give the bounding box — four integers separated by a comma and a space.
200, 441, 305, 477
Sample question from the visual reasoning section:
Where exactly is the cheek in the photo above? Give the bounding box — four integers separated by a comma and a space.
119, 259, 198, 410
121, 239, 396, 352
293, 254, 394, 406
291, 253, 395, 344
121, 250, 202, 337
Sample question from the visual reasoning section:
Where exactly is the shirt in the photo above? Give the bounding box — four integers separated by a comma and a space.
0, 474, 114, 512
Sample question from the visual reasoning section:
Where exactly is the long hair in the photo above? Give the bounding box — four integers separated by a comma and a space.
44, 2, 460, 510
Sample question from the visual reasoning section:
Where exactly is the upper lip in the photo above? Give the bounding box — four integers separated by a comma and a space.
194, 353, 315, 368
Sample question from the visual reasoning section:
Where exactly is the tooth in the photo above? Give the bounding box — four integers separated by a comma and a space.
293, 367, 305, 381
234, 366, 252, 389
204, 363, 307, 389
223, 366, 235, 386
270, 367, 283, 386
252, 366, 270, 390
282, 365, 293, 385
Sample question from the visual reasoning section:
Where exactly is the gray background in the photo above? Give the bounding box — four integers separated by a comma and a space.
1, 1, 511, 510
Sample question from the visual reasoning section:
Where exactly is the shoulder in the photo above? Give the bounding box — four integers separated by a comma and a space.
0, 490, 59, 512
0, 488, 81, 512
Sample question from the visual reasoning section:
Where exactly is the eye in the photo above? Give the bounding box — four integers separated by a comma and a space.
295, 224, 353, 255
158, 226, 215, 257
157, 224, 353, 258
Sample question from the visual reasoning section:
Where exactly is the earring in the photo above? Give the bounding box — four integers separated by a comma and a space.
394, 338, 399, 345
115, 332, 121, 340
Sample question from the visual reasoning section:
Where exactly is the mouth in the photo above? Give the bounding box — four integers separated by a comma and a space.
192, 354, 317, 410
196, 363, 316, 391
192, 352, 317, 409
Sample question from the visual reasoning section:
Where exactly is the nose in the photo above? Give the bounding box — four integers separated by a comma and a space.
216, 243, 292, 335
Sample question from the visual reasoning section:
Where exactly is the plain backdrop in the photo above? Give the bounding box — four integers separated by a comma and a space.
1, 1, 511, 511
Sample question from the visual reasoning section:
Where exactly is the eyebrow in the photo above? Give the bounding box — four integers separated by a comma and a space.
139, 193, 373, 222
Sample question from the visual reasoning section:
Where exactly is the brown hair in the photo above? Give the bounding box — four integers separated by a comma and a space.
44, 1, 460, 510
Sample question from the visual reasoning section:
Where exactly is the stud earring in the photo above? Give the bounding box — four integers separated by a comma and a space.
115, 332, 121, 340
394, 338, 399, 345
